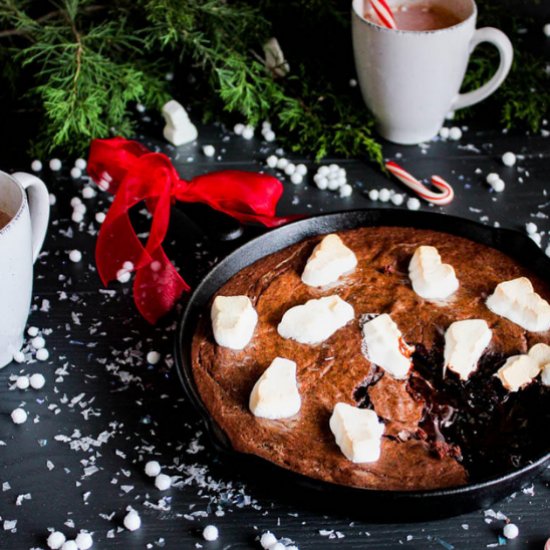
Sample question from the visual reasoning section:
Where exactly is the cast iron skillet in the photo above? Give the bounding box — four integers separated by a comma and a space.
174, 209, 550, 520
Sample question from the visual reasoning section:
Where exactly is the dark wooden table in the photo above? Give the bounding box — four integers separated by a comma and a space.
0, 105, 549, 550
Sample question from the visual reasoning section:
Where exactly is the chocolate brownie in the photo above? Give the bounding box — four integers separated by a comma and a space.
190, 227, 550, 491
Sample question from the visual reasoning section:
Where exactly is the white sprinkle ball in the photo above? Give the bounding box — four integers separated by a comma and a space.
136, 103, 146, 113
28, 326, 39, 337
284, 163, 296, 176
545, 245, 550, 258
75, 532, 93, 550
144, 460, 161, 477
543, 23, 550, 37
260, 532, 278, 549
349, 78, 358, 87
75, 158, 87, 170
486, 173, 500, 185
368, 189, 380, 201
31, 336, 45, 350
47, 531, 66, 549
70, 167, 82, 179
276, 158, 289, 170
202, 525, 219, 542
290, 173, 303, 185
233, 123, 244, 136
296, 164, 307, 176
69, 250, 82, 263
49, 194, 57, 206
492, 179, 505, 193
165, 71, 174, 81
315, 176, 328, 190
502, 152, 516, 167
31, 160, 43, 172
82, 187, 96, 199
61, 541, 78, 550
202, 145, 215, 157
286, 546, 299, 550
30, 373, 46, 390
49, 158, 62, 171
391, 193, 404, 206
318, 166, 330, 177
74, 203, 86, 214
379, 188, 391, 202
11, 408, 27, 424
530, 232, 542, 246
123, 510, 141, 531
407, 197, 421, 210
449, 127, 462, 140
70, 197, 82, 208
266, 155, 278, 168
264, 130, 276, 142
16, 376, 30, 390
36, 348, 50, 361
525, 222, 538, 234
439, 127, 450, 139
339, 184, 353, 198
13, 350, 25, 363
146, 351, 161, 365
72, 212, 84, 224
262, 121, 272, 130
155, 473, 172, 491
503, 523, 519, 540
95, 212, 106, 224
116, 269, 131, 284
242, 126, 254, 140
327, 179, 341, 191
270, 543, 285, 550
122, 260, 134, 271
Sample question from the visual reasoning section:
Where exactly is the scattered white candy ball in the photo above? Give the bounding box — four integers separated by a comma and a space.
242, 126, 254, 140
276, 158, 289, 170
335, 176, 347, 187
296, 164, 307, 176
318, 166, 330, 177
486, 173, 500, 185
13, 350, 25, 363
327, 179, 341, 191
503, 523, 519, 540
492, 178, 505, 192
368, 189, 379, 201
47, 531, 66, 549
61, 541, 78, 550
260, 532, 278, 549
349, 78, 358, 87
31, 160, 43, 172
95, 212, 106, 224
165, 71, 174, 81
233, 123, 245, 136
202, 525, 219, 541
49, 193, 57, 206
391, 193, 404, 206
202, 145, 215, 157
11, 408, 27, 424
439, 127, 450, 139
27, 326, 39, 337
146, 351, 161, 365
116, 269, 131, 284
544, 23, 550, 37
266, 155, 278, 168
30, 373, 46, 390
36, 348, 50, 361
530, 232, 542, 246
545, 244, 550, 258
70, 167, 82, 179
525, 222, 538, 234
329, 164, 339, 172
82, 187, 96, 199
72, 212, 84, 223
144, 460, 161, 477
262, 121, 272, 130
315, 176, 328, 190
270, 543, 285, 550
69, 250, 82, 263
49, 158, 62, 171
74, 203, 86, 214
122, 260, 134, 271
284, 163, 296, 176
339, 184, 353, 198
502, 152, 516, 167
74, 532, 93, 550
407, 197, 421, 210
98, 179, 110, 191
379, 188, 391, 202
74, 158, 87, 170
31, 336, 45, 349
264, 130, 276, 142
70, 197, 82, 207
136, 103, 146, 113
448, 127, 462, 140
123, 510, 141, 531
155, 473, 172, 491
290, 173, 303, 185
16, 376, 30, 390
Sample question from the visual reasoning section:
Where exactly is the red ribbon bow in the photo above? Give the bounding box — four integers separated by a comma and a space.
87, 137, 294, 323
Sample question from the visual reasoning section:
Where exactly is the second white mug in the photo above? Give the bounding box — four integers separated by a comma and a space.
352, 0, 513, 145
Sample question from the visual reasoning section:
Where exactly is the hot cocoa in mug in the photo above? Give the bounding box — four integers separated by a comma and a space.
352, 0, 514, 144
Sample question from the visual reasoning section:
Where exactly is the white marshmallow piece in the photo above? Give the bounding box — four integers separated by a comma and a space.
486, 277, 550, 332
161, 100, 198, 146
361, 314, 413, 379
409, 246, 459, 300
496, 354, 540, 392
211, 296, 258, 350
527, 342, 550, 369
301, 234, 357, 287
329, 403, 385, 463
163, 124, 198, 147
249, 357, 301, 419
444, 319, 492, 380
277, 295, 354, 345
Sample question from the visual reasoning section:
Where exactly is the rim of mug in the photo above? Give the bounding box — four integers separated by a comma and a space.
352, 0, 477, 35
0, 171, 26, 236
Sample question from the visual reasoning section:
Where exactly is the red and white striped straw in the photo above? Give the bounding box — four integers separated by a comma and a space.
386, 161, 455, 205
369, 0, 397, 29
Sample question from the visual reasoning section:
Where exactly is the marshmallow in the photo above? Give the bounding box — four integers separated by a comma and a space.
329, 403, 385, 463
496, 354, 540, 392
249, 357, 301, 419
527, 342, 550, 368
409, 246, 459, 300
163, 124, 198, 146
277, 295, 354, 344
162, 99, 190, 128
301, 234, 357, 287
444, 320, 492, 380
161, 100, 198, 145
361, 314, 413, 379
486, 277, 550, 332
211, 295, 258, 350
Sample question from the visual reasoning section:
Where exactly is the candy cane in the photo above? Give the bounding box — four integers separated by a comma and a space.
386, 161, 455, 205
369, 0, 397, 29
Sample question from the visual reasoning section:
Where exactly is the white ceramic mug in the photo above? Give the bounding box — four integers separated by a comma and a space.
352, 0, 514, 144
0, 171, 50, 367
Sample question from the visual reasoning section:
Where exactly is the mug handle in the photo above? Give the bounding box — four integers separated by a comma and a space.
452, 27, 513, 111
12, 172, 50, 263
